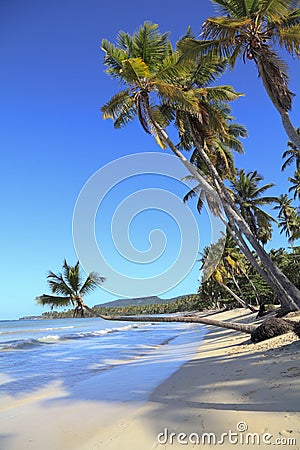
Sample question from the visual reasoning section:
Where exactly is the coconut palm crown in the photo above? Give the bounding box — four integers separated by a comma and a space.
179, 0, 300, 148
101, 21, 243, 149
36, 260, 105, 316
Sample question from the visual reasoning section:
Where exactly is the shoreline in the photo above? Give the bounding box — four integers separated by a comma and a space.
0, 309, 299, 450
82, 308, 300, 450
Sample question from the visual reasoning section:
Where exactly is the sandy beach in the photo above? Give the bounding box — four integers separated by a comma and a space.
1, 309, 299, 450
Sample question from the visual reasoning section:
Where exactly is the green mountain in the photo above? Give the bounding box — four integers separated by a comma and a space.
94, 295, 188, 309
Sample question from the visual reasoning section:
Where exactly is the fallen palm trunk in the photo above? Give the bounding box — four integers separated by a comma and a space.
250, 318, 295, 343
83, 304, 299, 344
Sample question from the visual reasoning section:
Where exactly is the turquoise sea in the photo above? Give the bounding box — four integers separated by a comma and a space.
0, 317, 206, 402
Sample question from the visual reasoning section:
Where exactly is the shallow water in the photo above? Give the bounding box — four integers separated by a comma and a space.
0, 317, 206, 400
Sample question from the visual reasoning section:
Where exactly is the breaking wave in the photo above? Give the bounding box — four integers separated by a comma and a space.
0, 323, 147, 351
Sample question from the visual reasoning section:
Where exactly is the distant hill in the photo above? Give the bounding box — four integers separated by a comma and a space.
94, 295, 189, 309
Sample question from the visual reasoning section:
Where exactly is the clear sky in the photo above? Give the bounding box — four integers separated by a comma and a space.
1, 0, 299, 319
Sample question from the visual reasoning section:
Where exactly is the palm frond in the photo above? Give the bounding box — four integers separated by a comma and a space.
177, 38, 231, 62
117, 31, 134, 54
121, 58, 150, 83
155, 81, 199, 111
80, 272, 105, 296
282, 151, 297, 171
228, 41, 245, 68
153, 52, 194, 84
113, 97, 137, 129
278, 24, 300, 56
197, 85, 244, 102
191, 55, 228, 86
101, 89, 133, 121
101, 39, 128, 80
47, 271, 74, 296
63, 260, 81, 294
183, 185, 200, 203
202, 17, 251, 42
35, 294, 71, 308
132, 22, 171, 68
259, 0, 299, 20
209, 0, 250, 18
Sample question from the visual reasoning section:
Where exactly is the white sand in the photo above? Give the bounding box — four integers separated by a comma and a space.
1, 309, 299, 450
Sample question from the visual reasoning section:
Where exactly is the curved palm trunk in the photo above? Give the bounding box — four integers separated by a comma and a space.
144, 106, 300, 310
220, 281, 251, 311
239, 268, 261, 307
83, 303, 254, 334
226, 273, 258, 313
185, 126, 300, 310
228, 220, 293, 304
168, 120, 298, 309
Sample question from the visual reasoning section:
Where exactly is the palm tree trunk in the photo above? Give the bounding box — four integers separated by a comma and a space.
228, 222, 291, 305
146, 108, 300, 311
227, 273, 258, 313
255, 54, 300, 150
83, 303, 254, 334
279, 110, 300, 150
185, 128, 300, 310
220, 281, 256, 312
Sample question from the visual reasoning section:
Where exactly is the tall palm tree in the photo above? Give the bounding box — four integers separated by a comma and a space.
36, 260, 105, 317
273, 194, 300, 250
101, 22, 300, 311
181, 0, 300, 149
230, 169, 277, 244
282, 128, 300, 171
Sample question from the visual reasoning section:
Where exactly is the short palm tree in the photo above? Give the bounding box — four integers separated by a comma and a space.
282, 128, 300, 171
230, 169, 277, 244
288, 170, 300, 200
273, 194, 300, 250
181, 0, 300, 149
36, 260, 105, 317
200, 235, 257, 312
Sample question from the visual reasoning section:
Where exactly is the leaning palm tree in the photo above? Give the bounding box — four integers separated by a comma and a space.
282, 128, 300, 171
36, 260, 105, 317
101, 22, 300, 311
181, 0, 300, 149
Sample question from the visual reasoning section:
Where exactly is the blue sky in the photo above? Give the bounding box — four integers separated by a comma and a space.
1, 0, 299, 319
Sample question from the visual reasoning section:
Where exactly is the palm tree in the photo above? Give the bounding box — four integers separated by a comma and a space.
36, 260, 105, 317
282, 128, 300, 171
101, 22, 300, 311
288, 170, 300, 200
230, 169, 277, 244
200, 236, 257, 312
182, 0, 300, 149
273, 194, 300, 250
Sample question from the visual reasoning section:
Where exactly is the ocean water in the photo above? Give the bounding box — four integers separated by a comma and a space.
0, 317, 206, 402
